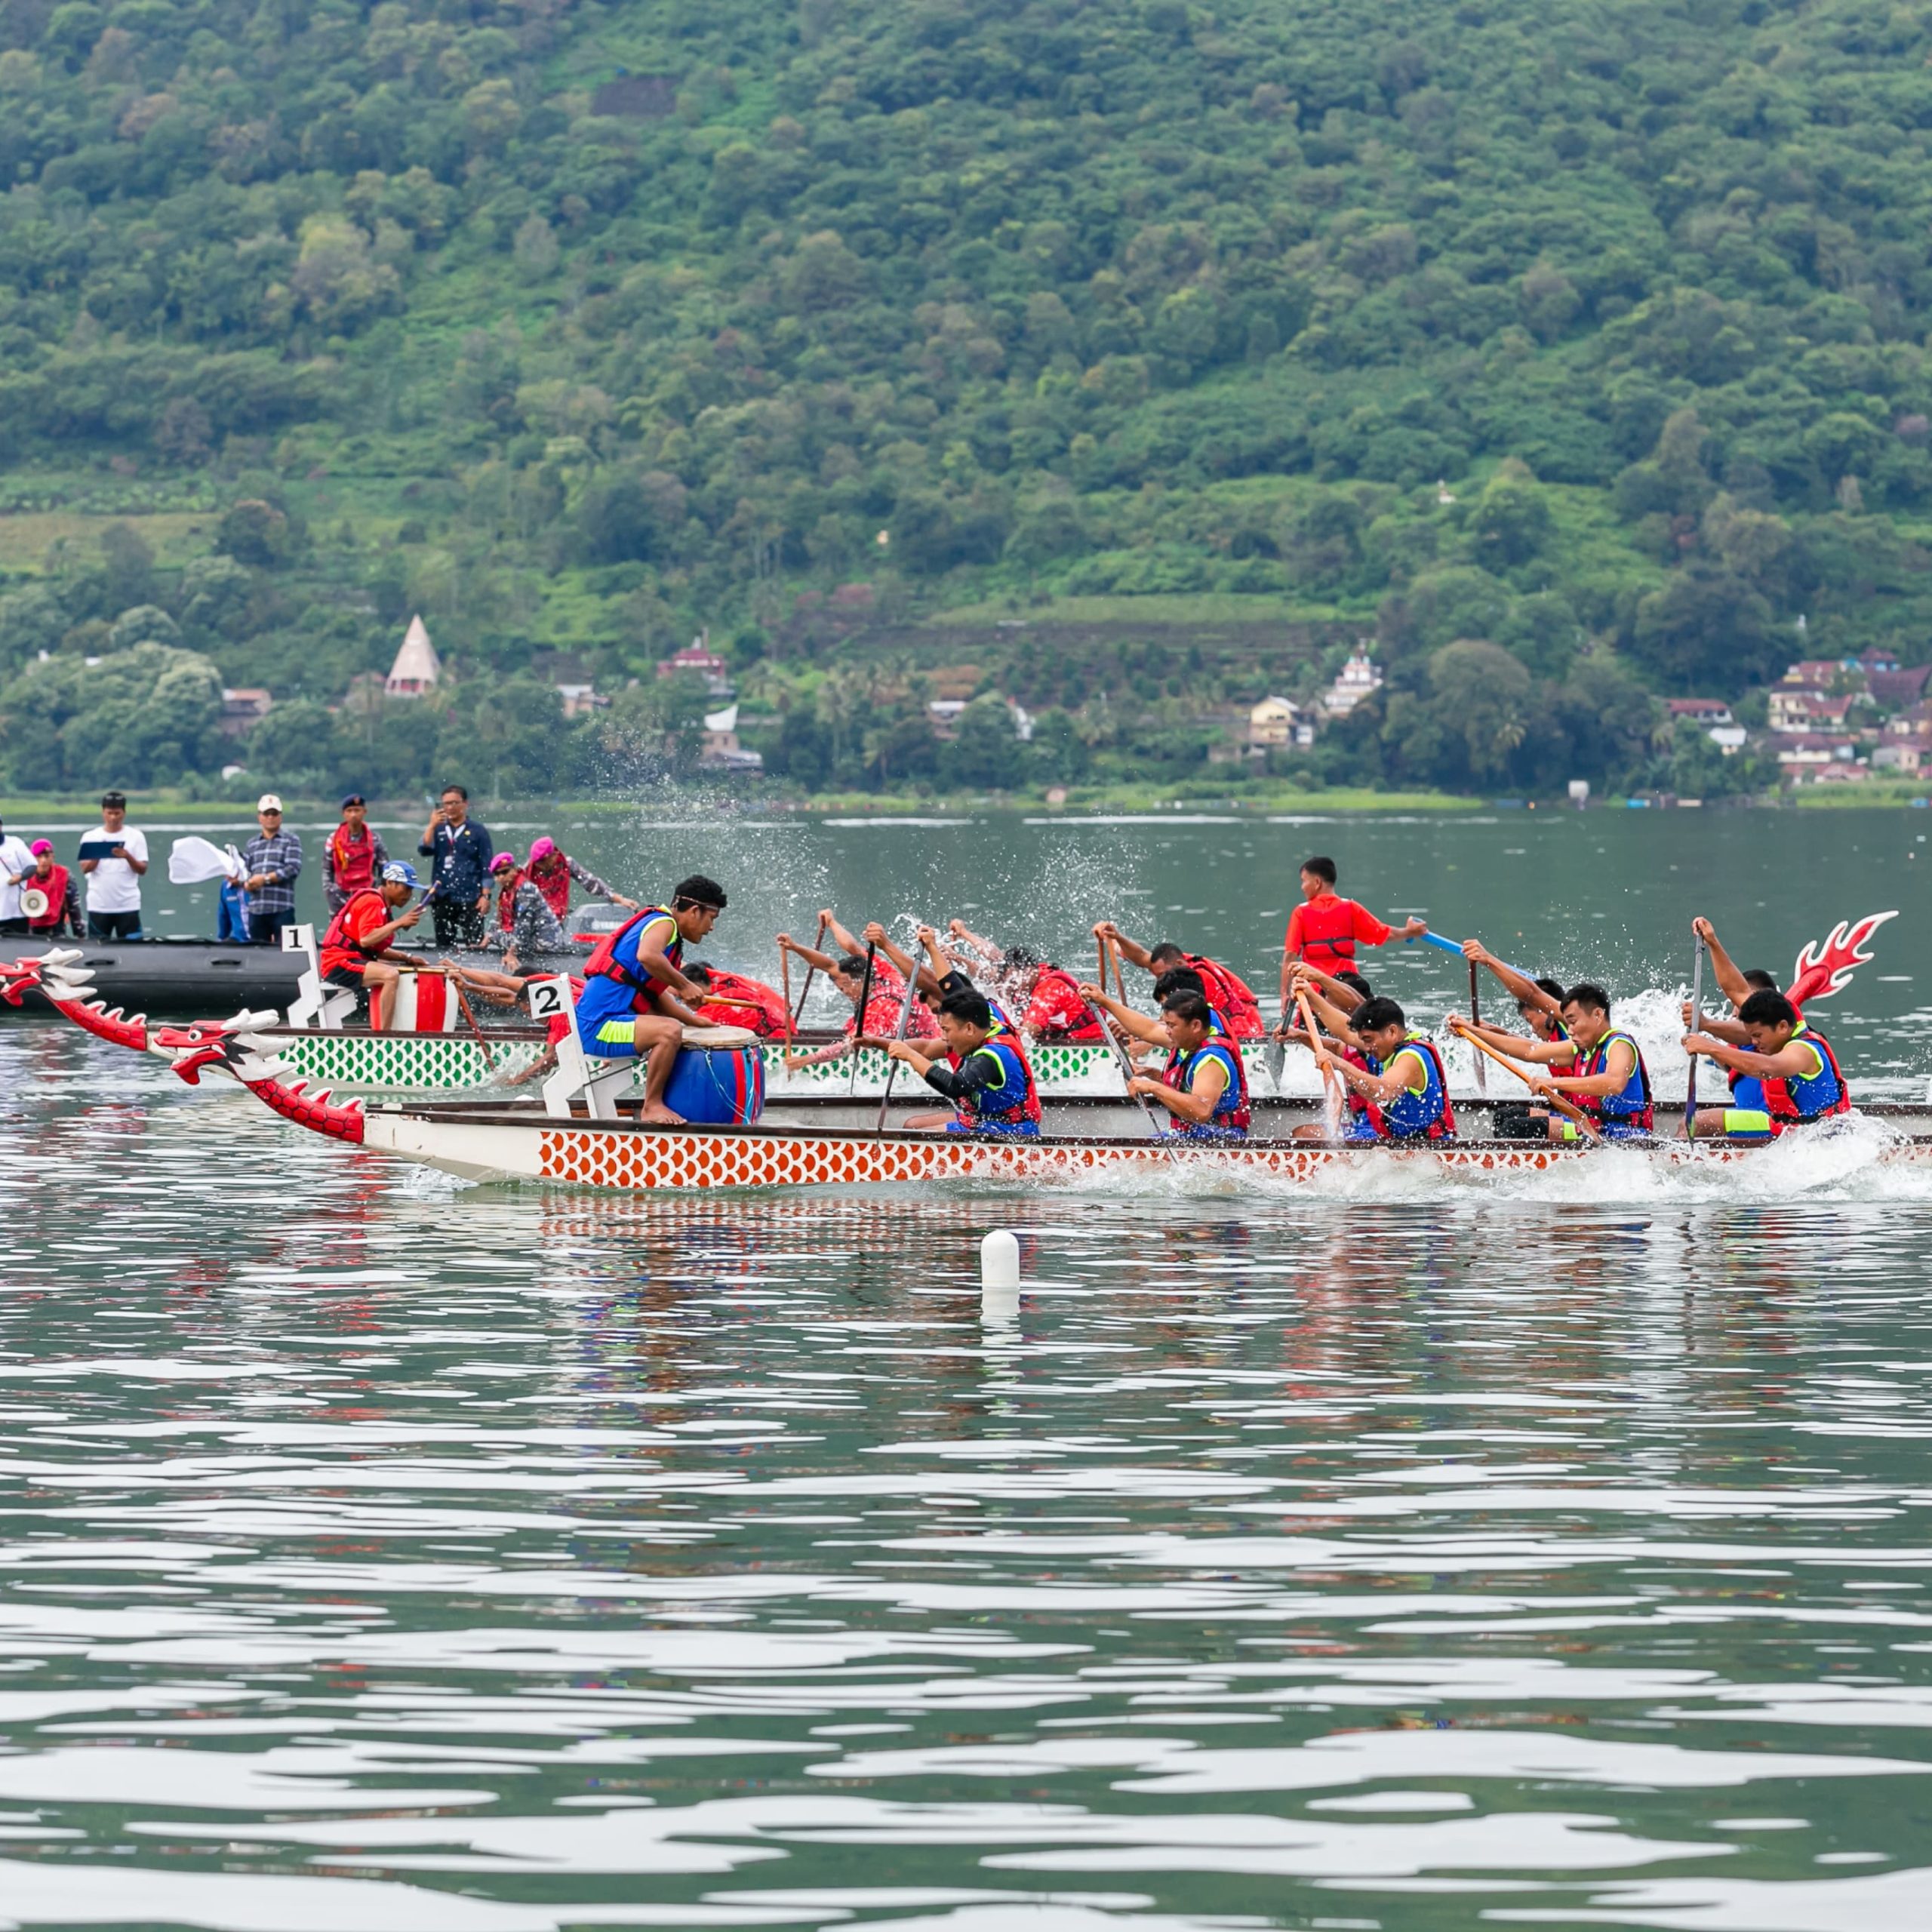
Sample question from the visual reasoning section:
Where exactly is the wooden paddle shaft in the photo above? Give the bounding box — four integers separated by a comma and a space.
1450, 1023, 1601, 1141
1295, 986, 1348, 1116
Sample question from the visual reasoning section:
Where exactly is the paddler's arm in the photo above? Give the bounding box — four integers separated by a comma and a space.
819, 909, 866, 958
1093, 920, 1153, 971
630, 915, 704, 1005
1683, 1004, 1748, 1045
1327, 1047, 1426, 1106
1287, 971, 1364, 1049
1683, 1032, 1818, 1078
863, 921, 940, 997
1692, 917, 1752, 1012
1462, 939, 1558, 1016
1446, 1012, 1574, 1064
1543, 1037, 1635, 1098
1078, 982, 1167, 1046
1285, 960, 1367, 1011
946, 919, 1003, 967
1129, 1057, 1225, 1124
777, 932, 840, 974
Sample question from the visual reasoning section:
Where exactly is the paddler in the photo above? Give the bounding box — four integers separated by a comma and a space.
884, 989, 1043, 1136
1460, 940, 1572, 1046
946, 922, 1106, 1042
684, 961, 791, 1038
573, 875, 728, 1125
318, 860, 430, 1031
1286, 978, 1454, 1143
1280, 857, 1426, 1014
1081, 982, 1251, 1140
1451, 983, 1652, 1141
1681, 990, 1850, 1140
1677, 915, 1789, 1130
1094, 919, 1266, 1039
777, 909, 940, 1065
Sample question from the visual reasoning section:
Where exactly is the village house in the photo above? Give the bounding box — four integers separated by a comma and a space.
1872, 741, 1924, 774
1774, 732, 1860, 774
1767, 688, 1856, 734
657, 635, 734, 696
218, 687, 272, 738
1248, 695, 1316, 750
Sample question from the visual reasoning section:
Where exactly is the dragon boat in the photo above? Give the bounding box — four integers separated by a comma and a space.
0, 945, 1262, 1097
56, 956, 1932, 1195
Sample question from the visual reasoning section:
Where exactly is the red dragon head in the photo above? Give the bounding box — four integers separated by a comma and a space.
1788, 910, 1898, 1006
152, 1011, 282, 1085
0, 958, 46, 1008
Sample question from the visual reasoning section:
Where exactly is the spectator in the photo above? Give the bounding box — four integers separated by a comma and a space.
523, 835, 638, 918
501, 870, 567, 958
490, 851, 522, 933
418, 783, 492, 950
241, 793, 303, 949
323, 794, 388, 915
0, 815, 33, 937
79, 792, 148, 940
19, 841, 82, 938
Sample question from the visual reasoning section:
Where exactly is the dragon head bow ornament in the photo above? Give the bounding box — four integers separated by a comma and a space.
153, 1011, 367, 1145
1788, 911, 1897, 1006
0, 948, 149, 1048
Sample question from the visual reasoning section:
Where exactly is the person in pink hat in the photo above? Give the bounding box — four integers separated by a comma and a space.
521, 835, 636, 923
10, 839, 82, 937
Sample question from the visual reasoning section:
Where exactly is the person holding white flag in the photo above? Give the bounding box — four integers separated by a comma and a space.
168, 835, 250, 940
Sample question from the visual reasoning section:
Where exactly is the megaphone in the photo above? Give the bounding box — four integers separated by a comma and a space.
20, 888, 49, 921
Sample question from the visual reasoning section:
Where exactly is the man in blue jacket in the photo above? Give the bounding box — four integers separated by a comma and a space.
418, 783, 493, 949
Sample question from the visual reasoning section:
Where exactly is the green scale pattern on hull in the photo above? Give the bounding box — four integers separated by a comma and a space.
269, 1034, 1277, 1095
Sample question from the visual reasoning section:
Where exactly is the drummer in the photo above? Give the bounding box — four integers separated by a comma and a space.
573, 876, 726, 1125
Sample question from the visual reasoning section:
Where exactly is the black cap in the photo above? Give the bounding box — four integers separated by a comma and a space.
340, 793, 365, 808
101, 791, 127, 808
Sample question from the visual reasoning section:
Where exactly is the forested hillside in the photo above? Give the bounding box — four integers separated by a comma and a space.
5, 0, 1932, 798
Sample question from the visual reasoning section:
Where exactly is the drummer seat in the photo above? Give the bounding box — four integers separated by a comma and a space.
282, 924, 356, 1030
534, 974, 635, 1121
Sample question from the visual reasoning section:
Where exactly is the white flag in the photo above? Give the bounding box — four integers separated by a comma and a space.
169, 835, 245, 885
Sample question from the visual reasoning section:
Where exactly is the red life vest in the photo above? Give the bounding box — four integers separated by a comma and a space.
952, 1035, 1042, 1131
1031, 964, 1106, 1042
583, 905, 682, 1014
1574, 1029, 1653, 1131
1359, 1034, 1457, 1142
527, 854, 573, 918
25, 863, 70, 931
495, 866, 523, 931
1761, 1025, 1851, 1126
1159, 1028, 1252, 1134
328, 823, 380, 897
1292, 894, 1367, 970
693, 968, 790, 1038
1185, 954, 1264, 1038
320, 888, 390, 978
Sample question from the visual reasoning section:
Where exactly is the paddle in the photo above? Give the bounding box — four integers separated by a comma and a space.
445, 970, 497, 1071
1295, 985, 1347, 1140
1098, 936, 1178, 1160
786, 913, 829, 1034
1467, 957, 1487, 1094
873, 956, 922, 1134
1684, 927, 1706, 1141
1414, 928, 1532, 977
847, 940, 876, 1096
1449, 1021, 1601, 1143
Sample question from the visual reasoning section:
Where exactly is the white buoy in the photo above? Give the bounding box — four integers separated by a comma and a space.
980, 1229, 1020, 1289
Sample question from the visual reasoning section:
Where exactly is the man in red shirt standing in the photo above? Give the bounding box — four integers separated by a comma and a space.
1280, 856, 1424, 1020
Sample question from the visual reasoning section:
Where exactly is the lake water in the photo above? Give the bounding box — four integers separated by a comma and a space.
5, 809, 1932, 1931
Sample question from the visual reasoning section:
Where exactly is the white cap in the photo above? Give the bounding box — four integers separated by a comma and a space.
257, 792, 284, 813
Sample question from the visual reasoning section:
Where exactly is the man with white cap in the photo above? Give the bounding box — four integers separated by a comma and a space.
241, 793, 303, 949
0, 816, 33, 938
318, 860, 427, 1029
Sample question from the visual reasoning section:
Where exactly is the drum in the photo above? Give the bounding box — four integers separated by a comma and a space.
664, 1041, 766, 1125
20, 888, 48, 920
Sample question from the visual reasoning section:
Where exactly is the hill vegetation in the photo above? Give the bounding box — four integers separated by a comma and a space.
3, 0, 1932, 799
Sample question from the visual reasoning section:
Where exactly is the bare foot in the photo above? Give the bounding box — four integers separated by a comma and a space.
639, 1103, 686, 1127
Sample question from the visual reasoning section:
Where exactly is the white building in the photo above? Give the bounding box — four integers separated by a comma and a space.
1321, 649, 1383, 718
385, 614, 440, 699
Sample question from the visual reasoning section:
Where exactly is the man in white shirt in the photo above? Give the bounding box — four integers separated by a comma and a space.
79, 791, 149, 940
0, 816, 33, 937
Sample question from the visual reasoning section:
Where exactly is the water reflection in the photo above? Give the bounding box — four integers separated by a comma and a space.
3, 1029, 1932, 1930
